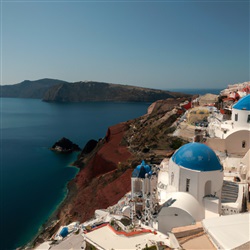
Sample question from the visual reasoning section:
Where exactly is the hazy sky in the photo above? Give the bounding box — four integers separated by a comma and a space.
1, 0, 249, 89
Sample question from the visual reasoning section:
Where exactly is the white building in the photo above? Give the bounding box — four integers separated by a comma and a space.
130, 143, 225, 235
202, 212, 250, 249
208, 94, 250, 156
156, 142, 224, 234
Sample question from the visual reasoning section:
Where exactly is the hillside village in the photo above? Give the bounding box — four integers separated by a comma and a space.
34, 81, 250, 250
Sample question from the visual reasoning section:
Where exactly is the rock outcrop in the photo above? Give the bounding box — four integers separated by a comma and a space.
51, 137, 81, 153
81, 139, 98, 155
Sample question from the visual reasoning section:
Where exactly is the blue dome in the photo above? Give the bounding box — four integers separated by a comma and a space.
59, 227, 68, 238
172, 143, 222, 172
233, 95, 250, 110
132, 160, 151, 178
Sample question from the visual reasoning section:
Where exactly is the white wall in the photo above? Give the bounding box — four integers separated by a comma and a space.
203, 197, 220, 218
179, 167, 199, 199
232, 108, 250, 128
167, 160, 223, 205
197, 171, 223, 204
225, 130, 250, 155
175, 165, 223, 205
206, 138, 226, 152
168, 159, 180, 193
158, 207, 195, 233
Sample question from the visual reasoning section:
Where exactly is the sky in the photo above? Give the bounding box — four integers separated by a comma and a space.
0, 0, 249, 89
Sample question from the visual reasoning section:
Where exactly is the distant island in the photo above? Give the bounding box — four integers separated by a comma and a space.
0, 78, 191, 103
0, 78, 68, 99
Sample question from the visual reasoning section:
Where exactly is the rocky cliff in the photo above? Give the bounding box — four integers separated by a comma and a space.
32, 97, 190, 246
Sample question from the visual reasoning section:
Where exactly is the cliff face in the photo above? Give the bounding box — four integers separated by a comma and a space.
56, 97, 190, 225
57, 122, 132, 225
33, 97, 190, 246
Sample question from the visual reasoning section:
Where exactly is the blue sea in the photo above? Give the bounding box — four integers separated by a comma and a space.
0, 89, 221, 249
0, 98, 150, 250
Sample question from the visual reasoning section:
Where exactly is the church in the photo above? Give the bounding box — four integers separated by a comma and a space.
130, 142, 224, 235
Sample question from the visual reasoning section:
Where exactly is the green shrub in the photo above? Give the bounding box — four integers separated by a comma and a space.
170, 138, 183, 150
143, 245, 157, 250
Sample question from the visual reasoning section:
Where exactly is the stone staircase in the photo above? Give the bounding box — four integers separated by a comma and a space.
221, 180, 239, 203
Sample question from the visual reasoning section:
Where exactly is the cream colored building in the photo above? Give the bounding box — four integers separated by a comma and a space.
208, 94, 250, 156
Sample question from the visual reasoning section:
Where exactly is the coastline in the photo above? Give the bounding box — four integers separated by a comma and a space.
1, 99, 156, 250
25, 156, 80, 249
27, 96, 192, 248
27, 178, 78, 248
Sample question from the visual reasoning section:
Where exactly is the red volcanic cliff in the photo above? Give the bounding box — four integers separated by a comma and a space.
57, 122, 133, 225
56, 98, 190, 225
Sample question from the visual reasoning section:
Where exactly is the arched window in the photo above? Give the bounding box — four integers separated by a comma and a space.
204, 180, 212, 196
171, 172, 174, 185
242, 141, 246, 148
235, 113, 238, 121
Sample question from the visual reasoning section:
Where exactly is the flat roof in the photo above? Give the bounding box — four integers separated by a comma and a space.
202, 213, 250, 249
84, 225, 171, 249
182, 234, 215, 250
35, 242, 51, 250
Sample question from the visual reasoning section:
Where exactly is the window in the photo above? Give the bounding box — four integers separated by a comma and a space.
247, 115, 250, 123
186, 178, 190, 192
235, 113, 238, 121
242, 141, 246, 148
171, 172, 174, 185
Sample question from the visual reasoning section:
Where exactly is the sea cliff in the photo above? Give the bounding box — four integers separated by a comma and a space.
31, 96, 190, 246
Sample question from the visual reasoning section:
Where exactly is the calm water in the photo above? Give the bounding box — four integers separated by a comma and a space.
0, 98, 150, 250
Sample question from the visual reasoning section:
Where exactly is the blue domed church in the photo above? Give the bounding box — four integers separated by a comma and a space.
130, 143, 224, 234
